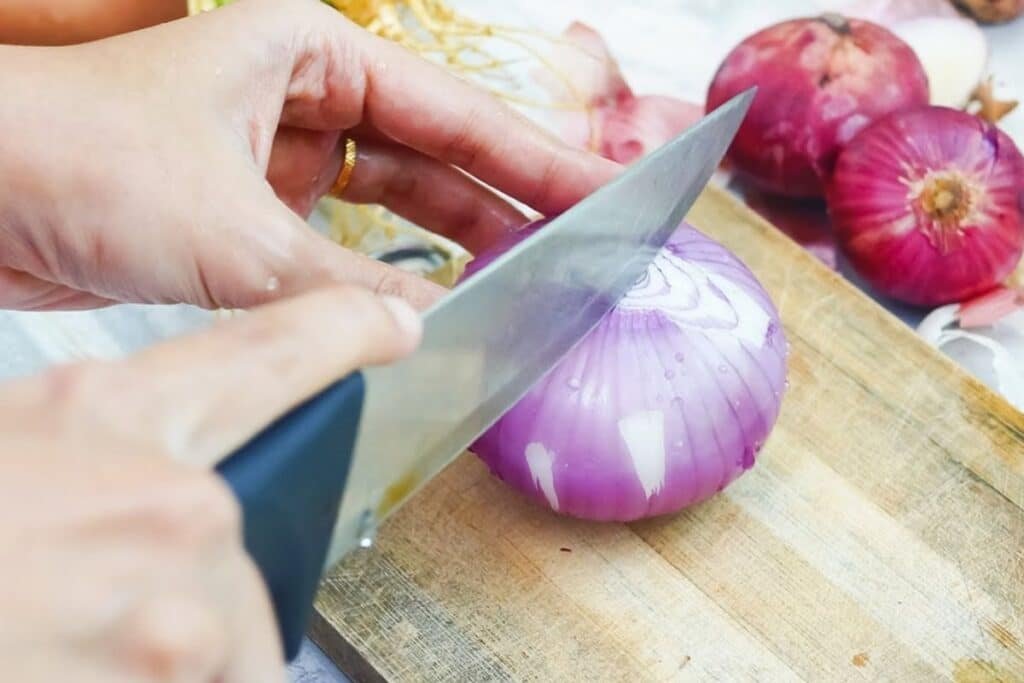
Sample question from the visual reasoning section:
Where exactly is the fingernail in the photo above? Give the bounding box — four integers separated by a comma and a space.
381, 296, 423, 340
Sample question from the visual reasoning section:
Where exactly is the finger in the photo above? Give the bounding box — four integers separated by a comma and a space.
116, 594, 227, 682
278, 7, 621, 215
0, 268, 114, 310
114, 286, 421, 466
338, 139, 529, 254
265, 126, 342, 218
193, 174, 447, 311
224, 555, 287, 683
272, 133, 532, 253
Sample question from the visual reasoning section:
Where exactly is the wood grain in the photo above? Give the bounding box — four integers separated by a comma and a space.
311, 185, 1024, 682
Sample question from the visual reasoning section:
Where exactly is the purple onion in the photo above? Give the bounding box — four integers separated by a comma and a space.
461, 222, 788, 521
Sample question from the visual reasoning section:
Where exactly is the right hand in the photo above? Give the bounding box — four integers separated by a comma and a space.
0, 286, 422, 681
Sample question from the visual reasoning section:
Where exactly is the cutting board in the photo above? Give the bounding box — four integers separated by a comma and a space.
309, 185, 1024, 682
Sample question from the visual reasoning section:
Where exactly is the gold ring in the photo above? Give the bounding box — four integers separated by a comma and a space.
330, 137, 357, 197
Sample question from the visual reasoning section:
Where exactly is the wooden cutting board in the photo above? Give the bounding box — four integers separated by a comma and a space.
310, 184, 1024, 682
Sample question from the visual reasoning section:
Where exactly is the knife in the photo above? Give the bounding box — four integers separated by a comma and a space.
215, 89, 754, 660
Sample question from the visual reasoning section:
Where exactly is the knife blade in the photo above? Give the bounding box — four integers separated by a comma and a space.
330, 89, 754, 562
215, 89, 753, 659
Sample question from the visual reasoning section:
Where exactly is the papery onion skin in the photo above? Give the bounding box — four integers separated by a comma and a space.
537, 22, 704, 164
955, 0, 1024, 23
828, 106, 1024, 306
706, 14, 929, 198
461, 223, 788, 522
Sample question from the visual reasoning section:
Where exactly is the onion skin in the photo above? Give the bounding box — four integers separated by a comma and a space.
955, 0, 1024, 23
537, 22, 704, 164
461, 223, 788, 522
828, 106, 1024, 306
706, 14, 929, 198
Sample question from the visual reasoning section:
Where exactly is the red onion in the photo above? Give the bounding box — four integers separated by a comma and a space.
828, 106, 1024, 306
917, 290, 1024, 411
706, 14, 929, 198
460, 223, 788, 522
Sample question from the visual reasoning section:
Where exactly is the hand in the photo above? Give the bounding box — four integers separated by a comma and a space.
0, 0, 185, 46
0, 0, 619, 312
0, 286, 421, 680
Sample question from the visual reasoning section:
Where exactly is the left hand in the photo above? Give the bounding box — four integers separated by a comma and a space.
0, 286, 421, 680
0, 0, 619, 312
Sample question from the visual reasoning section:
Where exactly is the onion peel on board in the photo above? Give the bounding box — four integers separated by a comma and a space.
918, 293, 1024, 411
957, 285, 1024, 328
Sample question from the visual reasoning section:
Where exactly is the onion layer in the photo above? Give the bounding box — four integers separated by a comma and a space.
706, 14, 929, 198
828, 106, 1024, 306
461, 223, 788, 522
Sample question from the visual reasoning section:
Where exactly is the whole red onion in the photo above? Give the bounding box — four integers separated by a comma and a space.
706, 14, 929, 198
828, 106, 1024, 306
460, 223, 787, 522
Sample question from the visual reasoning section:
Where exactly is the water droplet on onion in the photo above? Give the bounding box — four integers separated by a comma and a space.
356, 510, 377, 549
718, 364, 728, 374
567, 378, 581, 390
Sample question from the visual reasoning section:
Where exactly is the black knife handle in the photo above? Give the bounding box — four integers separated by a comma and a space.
215, 371, 365, 660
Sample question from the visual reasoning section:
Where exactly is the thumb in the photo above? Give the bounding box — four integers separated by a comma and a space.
123, 285, 424, 466
195, 180, 447, 312
6, 286, 422, 468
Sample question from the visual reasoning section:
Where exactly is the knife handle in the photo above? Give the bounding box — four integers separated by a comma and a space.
214, 371, 365, 661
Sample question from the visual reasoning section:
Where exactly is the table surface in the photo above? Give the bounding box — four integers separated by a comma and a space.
0, 3, 1021, 682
